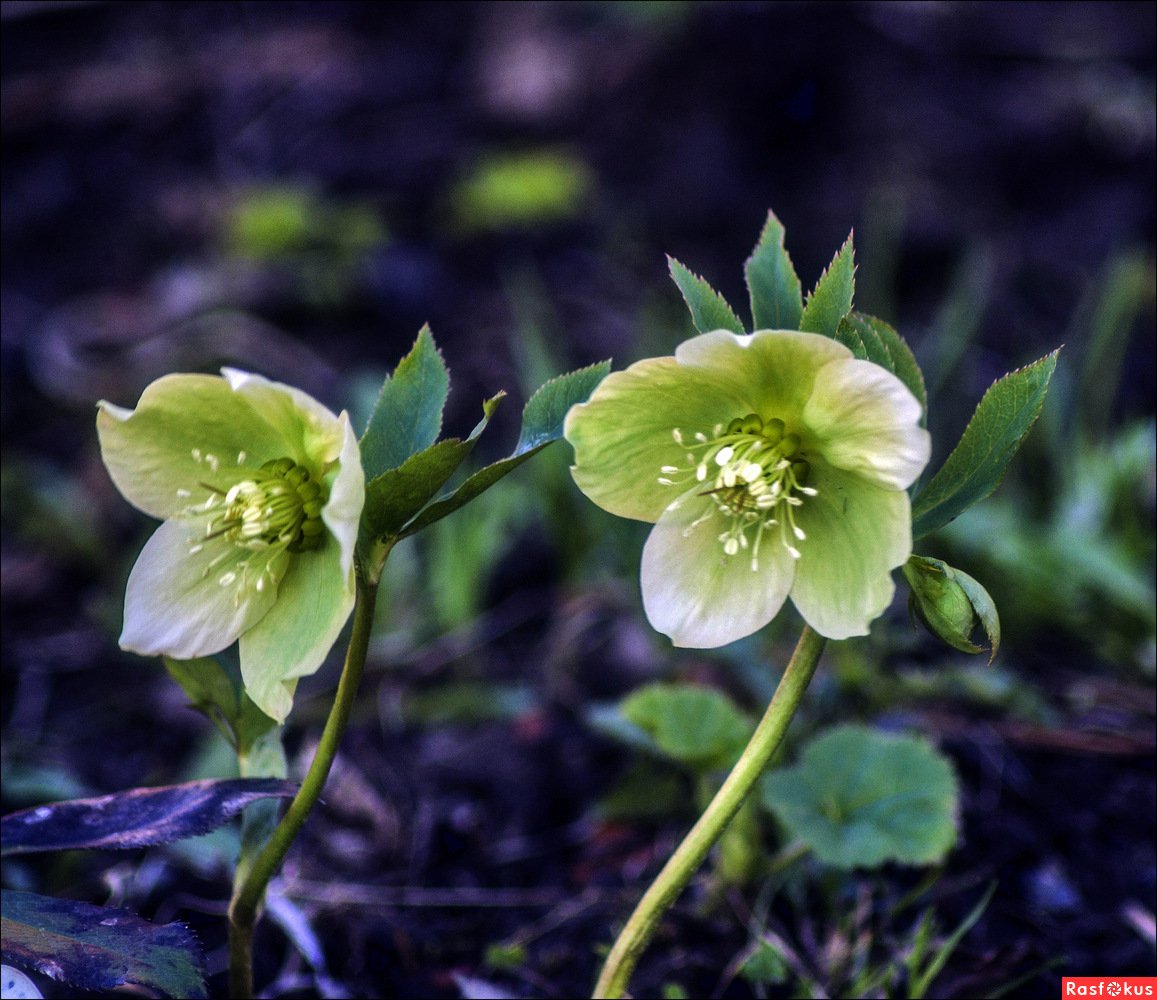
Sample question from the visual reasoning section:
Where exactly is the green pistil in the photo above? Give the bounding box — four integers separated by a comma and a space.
183, 453, 329, 603
209, 457, 327, 553
661, 413, 818, 570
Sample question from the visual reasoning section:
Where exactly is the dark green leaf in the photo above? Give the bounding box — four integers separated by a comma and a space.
515, 362, 610, 453
667, 256, 745, 335
799, 233, 855, 338
620, 683, 753, 771
1, 778, 295, 856
401, 361, 609, 536
164, 657, 277, 756
912, 350, 1060, 538
835, 311, 927, 416
745, 210, 802, 330
1, 891, 206, 999
761, 725, 958, 868
360, 325, 450, 479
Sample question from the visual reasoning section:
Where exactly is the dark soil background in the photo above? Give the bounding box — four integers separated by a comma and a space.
2, 3, 1154, 999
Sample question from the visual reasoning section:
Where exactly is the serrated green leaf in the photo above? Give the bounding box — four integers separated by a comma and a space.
515, 362, 610, 453
760, 725, 958, 868
799, 233, 855, 338
745, 210, 803, 330
912, 350, 1059, 538
836, 312, 927, 416
1, 779, 295, 856
667, 257, 745, 335
620, 683, 753, 772
399, 362, 609, 537
362, 393, 504, 540
1, 891, 206, 999
360, 325, 450, 479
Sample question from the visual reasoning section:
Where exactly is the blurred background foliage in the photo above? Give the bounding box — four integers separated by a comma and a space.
2, 3, 1153, 998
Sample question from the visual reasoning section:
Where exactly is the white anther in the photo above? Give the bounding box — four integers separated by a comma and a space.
176, 488, 191, 499
793, 526, 806, 540
672, 428, 684, 444
188, 544, 203, 555
696, 463, 708, 482
800, 486, 818, 496
218, 571, 237, 586
756, 494, 776, 508
661, 465, 680, 474
205, 454, 220, 473
722, 468, 737, 488
741, 462, 763, 483
666, 498, 683, 512
191, 448, 202, 462
694, 432, 708, 443
237, 451, 247, 465
786, 545, 802, 560
751, 558, 759, 572
658, 477, 674, 485
723, 537, 739, 555
715, 446, 735, 465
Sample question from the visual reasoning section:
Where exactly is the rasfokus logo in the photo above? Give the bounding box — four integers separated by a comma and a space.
1063, 979, 1157, 997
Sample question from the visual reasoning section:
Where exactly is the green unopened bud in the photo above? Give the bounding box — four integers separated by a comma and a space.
902, 555, 1000, 662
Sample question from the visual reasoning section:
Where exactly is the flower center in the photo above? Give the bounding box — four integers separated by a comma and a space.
658, 413, 818, 571
179, 451, 328, 602
205, 457, 327, 553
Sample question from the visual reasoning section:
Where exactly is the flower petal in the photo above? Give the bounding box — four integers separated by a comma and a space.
238, 540, 356, 722
97, 375, 287, 519
320, 412, 364, 582
802, 358, 930, 489
120, 518, 280, 659
641, 492, 796, 647
223, 368, 347, 469
788, 464, 912, 638
565, 357, 749, 522
676, 329, 853, 423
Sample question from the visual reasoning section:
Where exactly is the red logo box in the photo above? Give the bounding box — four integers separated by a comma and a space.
1062, 979, 1157, 998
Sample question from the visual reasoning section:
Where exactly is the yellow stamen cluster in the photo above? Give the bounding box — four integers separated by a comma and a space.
659, 413, 818, 571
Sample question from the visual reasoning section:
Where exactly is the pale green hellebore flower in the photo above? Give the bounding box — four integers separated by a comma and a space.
97, 369, 365, 722
564, 329, 931, 646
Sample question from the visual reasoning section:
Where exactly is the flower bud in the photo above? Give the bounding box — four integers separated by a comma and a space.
902, 555, 1000, 662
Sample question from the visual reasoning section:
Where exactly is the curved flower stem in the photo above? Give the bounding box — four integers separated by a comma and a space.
228, 570, 381, 998
593, 626, 827, 999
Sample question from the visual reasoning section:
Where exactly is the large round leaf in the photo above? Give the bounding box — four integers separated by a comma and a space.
760, 724, 958, 868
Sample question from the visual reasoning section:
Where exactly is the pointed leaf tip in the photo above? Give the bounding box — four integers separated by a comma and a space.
360, 325, 451, 479
668, 256, 745, 335
745, 210, 803, 330
800, 232, 855, 338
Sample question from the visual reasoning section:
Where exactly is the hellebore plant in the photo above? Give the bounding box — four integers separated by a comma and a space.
57, 329, 607, 998
566, 211, 1057, 998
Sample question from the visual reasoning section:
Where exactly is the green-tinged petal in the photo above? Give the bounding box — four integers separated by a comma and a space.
121, 519, 281, 659
789, 465, 911, 638
565, 357, 748, 522
319, 413, 364, 581
675, 329, 852, 423
238, 540, 355, 722
641, 492, 796, 647
802, 358, 930, 489
97, 375, 286, 519
223, 368, 347, 469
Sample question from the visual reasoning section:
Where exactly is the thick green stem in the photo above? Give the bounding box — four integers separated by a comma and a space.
228, 572, 380, 998
593, 626, 827, 999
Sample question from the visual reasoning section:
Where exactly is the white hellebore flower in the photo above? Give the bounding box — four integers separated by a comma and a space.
97, 369, 365, 721
565, 329, 931, 646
